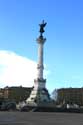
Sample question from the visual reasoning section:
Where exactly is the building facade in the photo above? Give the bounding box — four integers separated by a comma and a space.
57, 88, 83, 106
0, 86, 32, 103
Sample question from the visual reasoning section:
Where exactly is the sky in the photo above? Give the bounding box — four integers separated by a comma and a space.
0, 0, 83, 93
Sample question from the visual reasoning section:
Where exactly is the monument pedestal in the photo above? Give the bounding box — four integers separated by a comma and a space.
26, 78, 51, 106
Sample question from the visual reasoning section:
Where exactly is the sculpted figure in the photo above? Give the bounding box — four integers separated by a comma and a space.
39, 20, 47, 35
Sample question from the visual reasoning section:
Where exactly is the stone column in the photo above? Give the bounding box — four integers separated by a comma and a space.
37, 36, 46, 80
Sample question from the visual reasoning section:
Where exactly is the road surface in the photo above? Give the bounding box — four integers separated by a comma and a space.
0, 112, 83, 125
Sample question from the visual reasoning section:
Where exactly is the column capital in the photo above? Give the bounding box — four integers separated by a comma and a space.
36, 36, 46, 44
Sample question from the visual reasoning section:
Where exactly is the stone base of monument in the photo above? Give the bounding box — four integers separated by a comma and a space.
20, 101, 56, 112
20, 86, 57, 112
26, 86, 53, 106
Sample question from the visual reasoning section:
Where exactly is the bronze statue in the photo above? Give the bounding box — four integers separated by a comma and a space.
39, 20, 47, 36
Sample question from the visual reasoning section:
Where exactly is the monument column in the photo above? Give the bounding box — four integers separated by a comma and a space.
26, 21, 50, 105
34, 20, 47, 89
37, 36, 45, 79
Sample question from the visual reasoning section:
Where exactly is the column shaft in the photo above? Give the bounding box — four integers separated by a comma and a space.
37, 43, 44, 79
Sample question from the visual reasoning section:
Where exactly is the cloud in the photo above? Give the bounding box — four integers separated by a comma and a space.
0, 50, 49, 88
